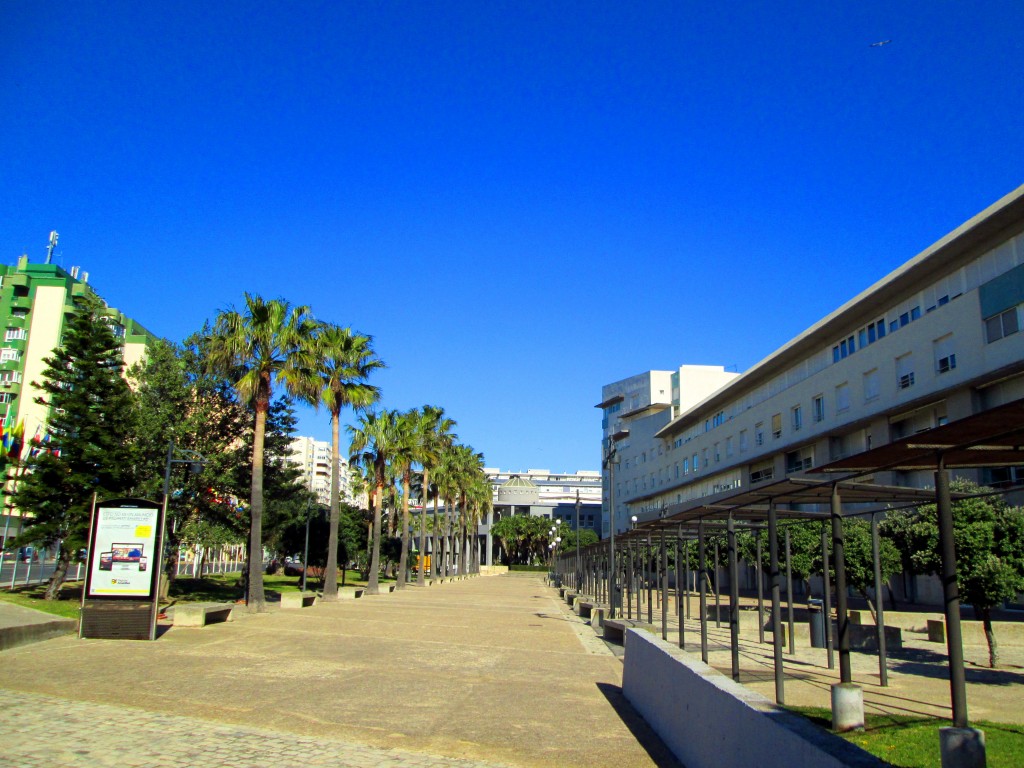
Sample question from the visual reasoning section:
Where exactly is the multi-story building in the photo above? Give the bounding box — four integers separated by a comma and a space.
0, 248, 154, 549
286, 436, 353, 507
601, 185, 1024, 544
597, 366, 739, 535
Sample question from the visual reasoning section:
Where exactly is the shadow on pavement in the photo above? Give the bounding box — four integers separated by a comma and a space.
596, 682, 683, 768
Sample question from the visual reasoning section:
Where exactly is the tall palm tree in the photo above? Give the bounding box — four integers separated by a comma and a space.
392, 408, 426, 589
417, 406, 456, 585
348, 409, 401, 595
312, 324, 383, 601
207, 294, 318, 611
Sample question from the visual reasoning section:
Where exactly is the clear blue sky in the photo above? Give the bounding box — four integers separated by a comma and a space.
2, 2, 1022, 472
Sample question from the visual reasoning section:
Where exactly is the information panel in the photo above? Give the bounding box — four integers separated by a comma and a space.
86, 501, 162, 599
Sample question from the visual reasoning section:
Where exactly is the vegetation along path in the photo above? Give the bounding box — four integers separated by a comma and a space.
0, 574, 677, 768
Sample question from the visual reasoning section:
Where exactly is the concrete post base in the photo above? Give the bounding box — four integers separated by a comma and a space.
830, 683, 864, 732
939, 727, 986, 768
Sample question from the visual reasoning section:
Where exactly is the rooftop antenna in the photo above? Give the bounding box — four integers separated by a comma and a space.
45, 231, 58, 265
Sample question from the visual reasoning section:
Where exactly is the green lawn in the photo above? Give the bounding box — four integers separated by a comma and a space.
792, 706, 1024, 768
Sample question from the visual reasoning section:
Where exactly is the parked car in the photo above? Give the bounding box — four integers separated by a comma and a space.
283, 560, 304, 577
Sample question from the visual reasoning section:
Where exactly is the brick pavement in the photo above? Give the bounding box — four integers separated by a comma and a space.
0, 575, 678, 768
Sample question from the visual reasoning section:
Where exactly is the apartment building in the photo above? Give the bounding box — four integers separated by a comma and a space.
600, 185, 1024, 534
286, 435, 353, 507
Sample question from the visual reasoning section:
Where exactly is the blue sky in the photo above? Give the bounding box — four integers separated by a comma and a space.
2, 2, 1022, 472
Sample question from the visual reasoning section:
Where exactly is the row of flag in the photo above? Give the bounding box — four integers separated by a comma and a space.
0, 421, 56, 462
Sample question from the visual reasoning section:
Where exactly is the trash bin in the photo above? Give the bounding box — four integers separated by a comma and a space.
808, 599, 825, 648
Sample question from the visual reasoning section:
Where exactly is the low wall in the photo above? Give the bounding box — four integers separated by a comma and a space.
621, 630, 886, 768
479, 565, 509, 575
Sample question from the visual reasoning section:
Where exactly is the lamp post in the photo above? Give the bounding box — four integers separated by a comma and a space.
603, 429, 629, 619
160, 441, 207, 583
574, 491, 582, 591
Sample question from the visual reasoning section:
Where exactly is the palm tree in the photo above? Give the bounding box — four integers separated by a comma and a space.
417, 407, 456, 585
348, 409, 401, 595
312, 324, 383, 601
207, 294, 318, 611
392, 408, 426, 589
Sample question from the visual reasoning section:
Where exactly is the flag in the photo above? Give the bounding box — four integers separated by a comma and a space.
28, 425, 43, 458
8, 419, 25, 462
0, 421, 9, 460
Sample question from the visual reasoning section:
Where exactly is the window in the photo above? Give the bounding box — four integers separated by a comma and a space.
0, 392, 14, 403
835, 383, 850, 413
934, 334, 957, 374
0, 348, 19, 363
683, 457, 690, 474
896, 353, 915, 390
863, 369, 880, 401
791, 405, 802, 432
4, 328, 26, 342
714, 443, 720, 462
771, 413, 782, 439
739, 429, 748, 452
813, 395, 825, 423
984, 308, 1019, 343
755, 422, 765, 446
692, 453, 699, 471
726, 436, 734, 457
702, 448, 709, 466
0, 371, 22, 384
750, 460, 774, 484
785, 447, 814, 473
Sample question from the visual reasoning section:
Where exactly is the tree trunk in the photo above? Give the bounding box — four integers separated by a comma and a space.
981, 606, 999, 668
418, 468, 429, 587
366, 468, 383, 595
43, 549, 71, 601
322, 411, 341, 601
247, 402, 268, 611
397, 468, 411, 589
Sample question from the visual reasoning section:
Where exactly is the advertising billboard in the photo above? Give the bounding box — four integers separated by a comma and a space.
85, 500, 162, 599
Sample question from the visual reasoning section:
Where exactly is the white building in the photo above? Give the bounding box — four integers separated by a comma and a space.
600, 185, 1024, 544
286, 436, 353, 507
597, 366, 740, 536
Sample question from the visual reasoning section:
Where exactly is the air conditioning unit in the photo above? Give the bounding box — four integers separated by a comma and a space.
898, 373, 915, 390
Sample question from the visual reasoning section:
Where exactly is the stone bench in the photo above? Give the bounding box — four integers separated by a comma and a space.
338, 586, 364, 599
564, 590, 578, 606
280, 591, 318, 609
590, 605, 609, 628
603, 618, 656, 644
172, 602, 234, 627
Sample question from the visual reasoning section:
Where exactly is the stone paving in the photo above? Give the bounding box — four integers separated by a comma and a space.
1, 690, 506, 767
0, 575, 678, 768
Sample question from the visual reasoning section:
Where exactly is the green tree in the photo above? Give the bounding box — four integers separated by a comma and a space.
311, 324, 382, 600
11, 292, 138, 600
206, 294, 319, 611
348, 409, 402, 594
884, 480, 1024, 667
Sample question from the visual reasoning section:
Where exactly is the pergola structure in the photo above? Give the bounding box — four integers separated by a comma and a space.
562, 396, 1024, 738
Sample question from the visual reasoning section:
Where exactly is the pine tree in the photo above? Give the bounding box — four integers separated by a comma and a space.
12, 292, 138, 599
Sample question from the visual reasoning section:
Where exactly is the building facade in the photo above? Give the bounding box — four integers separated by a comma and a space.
286, 435, 354, 507
0, 250, 154, 550
601, 186, 1024, 540
598, 366, 739, 535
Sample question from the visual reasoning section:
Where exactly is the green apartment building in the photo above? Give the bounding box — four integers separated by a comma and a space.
0, 254, 154, 548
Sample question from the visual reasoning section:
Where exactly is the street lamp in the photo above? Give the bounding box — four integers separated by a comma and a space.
631, 515, 638, 530
160, 440, 207, 581
603, 428, 629, 619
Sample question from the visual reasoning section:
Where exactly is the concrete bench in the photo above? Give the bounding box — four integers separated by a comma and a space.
172, 602, 234, 627
280, 592, 318, 609
564, 590, 577, 606
603, 618, 656, 644
338, 586, 364, 599
590, 605, 609, 628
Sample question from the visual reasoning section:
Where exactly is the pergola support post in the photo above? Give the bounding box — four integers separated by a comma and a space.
756, 531, 765, 645
728, 512, 740, 682
661, 529, 668, 640
767, 502, 784, 704
821, 524, 834, 670
698, 518, 708, 664
871, 512, 889, 687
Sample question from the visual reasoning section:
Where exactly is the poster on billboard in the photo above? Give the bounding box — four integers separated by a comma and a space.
85, 499, 163, 600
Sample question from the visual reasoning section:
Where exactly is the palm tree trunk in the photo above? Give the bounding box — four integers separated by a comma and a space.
247, 403, 268, 611
322, 411, 341, 600
366, 469, 384, 595
397, 468, 411, 589
418, 468, 429, 586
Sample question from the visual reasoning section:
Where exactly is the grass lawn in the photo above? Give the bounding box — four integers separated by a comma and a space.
0, 580, 84, 619
792, 706, 1024, 767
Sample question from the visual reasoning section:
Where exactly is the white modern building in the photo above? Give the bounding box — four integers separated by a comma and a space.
286, 436, 353, 507
600, 185, 1024, 545
597, 366, 740, 536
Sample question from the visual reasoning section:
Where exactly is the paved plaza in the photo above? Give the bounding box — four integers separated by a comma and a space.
0, 575, 679, 768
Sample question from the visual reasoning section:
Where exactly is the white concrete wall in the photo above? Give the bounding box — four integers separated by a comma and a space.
621, 629, 886, 768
